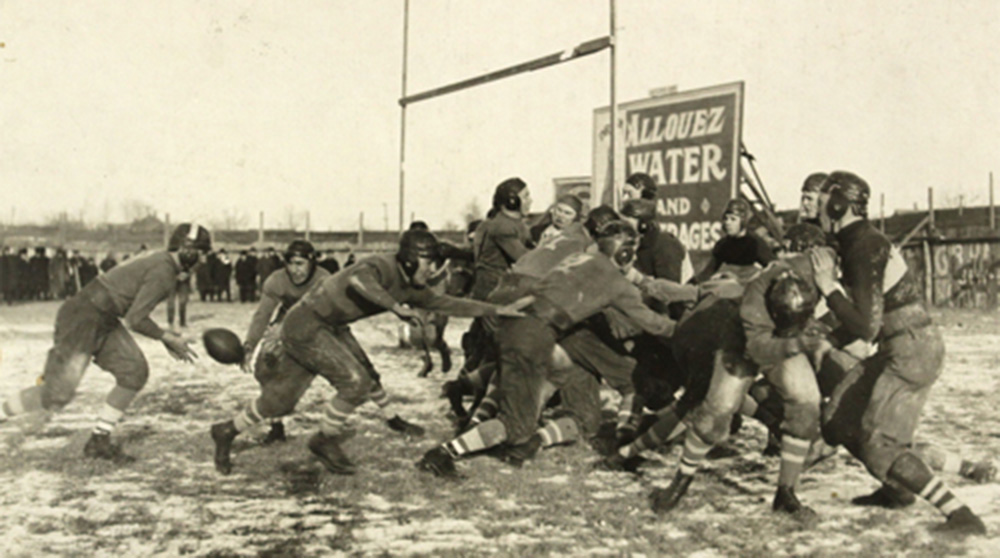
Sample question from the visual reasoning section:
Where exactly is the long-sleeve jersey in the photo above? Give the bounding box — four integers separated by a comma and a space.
529, 252, 675, 337
694, 232, 775, 283
94, 251, 180, 339
511, 222, 592, 279
740, 255, 817, 367
473, 211, 532, 275
636, 227, 687, 283
243, 266, 331, 351
826, 220, 922, 344
298, 254, 502, 325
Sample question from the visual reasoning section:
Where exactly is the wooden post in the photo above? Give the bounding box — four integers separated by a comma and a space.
305, 211, 311, 241
990, 171, 995, 230
358, 211, 364, 247
928, 187, 935, 232
258, 211, 265, 245
923, 240, 933, 305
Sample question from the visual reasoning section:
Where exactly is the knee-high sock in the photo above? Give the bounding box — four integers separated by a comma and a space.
444, 418, 507, 457
777, 435, 811, 488
233, 399, 265, 433
2, 385, 44, 417
319, 397, 357, 437
369, 385, 396, 418
619, 406, 687, 459
678, 430, 713, 476
538, 417, 579, 448
471, 379, 501, 424
93, 386, 139, 435
890, 452, 967, 517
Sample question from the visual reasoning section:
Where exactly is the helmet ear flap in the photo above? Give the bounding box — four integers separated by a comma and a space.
613, 244, 636, 267
396, 251, 419, 278
504, 191, 521, 211
825, 187, 850, 221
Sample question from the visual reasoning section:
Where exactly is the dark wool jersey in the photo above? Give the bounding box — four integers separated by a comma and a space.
512, 222, 591, 279
636, 227, 687, 282
95, 251, 180, 339
529, 252, 675, 337
244, 266, 332, 350
827, 220, 922, 343
712, 233, 775, 267
296, 254, 500, 326
473, 212, 532, 275
740, 255, 816, 367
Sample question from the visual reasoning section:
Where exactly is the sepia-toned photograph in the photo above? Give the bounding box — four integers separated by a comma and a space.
2, 1, 999, 556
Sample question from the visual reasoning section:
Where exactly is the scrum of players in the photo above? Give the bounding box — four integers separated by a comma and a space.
0, 170, 992, 536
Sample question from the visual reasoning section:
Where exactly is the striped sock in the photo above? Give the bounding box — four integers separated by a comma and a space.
538, 417, 579, 448
777, 435, 811, 487
369, 386, 395, 418
620, 411, 687, 459
941, 452, 962, 475
93, 404, 124, 435
918, 476, 964, 516
233, 400, 265, 433
472, 381, 500, 422
444, 418, 507, 457
319, 398, 356, 437
616, 393, 636, 431
678, 431, 712, 476
5, 385, 44, 416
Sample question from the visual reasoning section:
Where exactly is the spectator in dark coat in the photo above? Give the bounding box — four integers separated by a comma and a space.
78, 257, 99, 287
30, 247, 51, 300
197, 253, 217, 301
235, 250, 257, 303
256, 247, 281, 292
1, 246, 16, 303
48, 248, 70, 300
214, 248, 233, 302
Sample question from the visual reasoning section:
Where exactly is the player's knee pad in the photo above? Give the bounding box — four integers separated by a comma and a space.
859, 432, 906, 482
256, 392, 297, 418
686, 406, 730, 445
115, 359, 150, 392
782, 401, 821, 440
339, 374, 374, 407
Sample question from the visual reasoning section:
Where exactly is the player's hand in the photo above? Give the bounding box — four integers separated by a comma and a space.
797, 332, 832, 366
494, 296, 533, 318
809, 247, 839, 295
162, 331, 198, 363
240, 343, 254, 373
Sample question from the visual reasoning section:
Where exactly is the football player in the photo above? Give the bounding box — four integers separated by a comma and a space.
210, 230, 526, 476
0, 224, 209, 462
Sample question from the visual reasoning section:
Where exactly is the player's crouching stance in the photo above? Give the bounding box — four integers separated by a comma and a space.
0, 224, 209, 462
812, 172, 985, 535
211, 230, 526, 476
416, 221, 677, 479
239, 239, 331, 445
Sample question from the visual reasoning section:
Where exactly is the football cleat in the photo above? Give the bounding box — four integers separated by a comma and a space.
261, 421, 287, 445
650, 471, 694, 514
851, 483, 915, 509
387, 415, 426, 438
773, 486, 819, 524
211, 420, 239, 475
935, 506, 987, 536
308, 432, 356, 475
83, 431, 135, 464
416, 446, 460, 479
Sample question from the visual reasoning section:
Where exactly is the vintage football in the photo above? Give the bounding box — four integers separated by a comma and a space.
202, 328, 245, 365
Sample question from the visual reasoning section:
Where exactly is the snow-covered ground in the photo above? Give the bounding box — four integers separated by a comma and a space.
2, 301, 999, 557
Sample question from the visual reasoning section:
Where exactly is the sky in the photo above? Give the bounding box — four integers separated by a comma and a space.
2, 0, 998, 231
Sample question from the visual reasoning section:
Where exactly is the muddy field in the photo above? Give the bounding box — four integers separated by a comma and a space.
2, 301, 999, 557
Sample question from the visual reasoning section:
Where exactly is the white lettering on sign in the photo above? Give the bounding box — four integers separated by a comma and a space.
627, 144, 727, 186
663, 221, 724, 251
